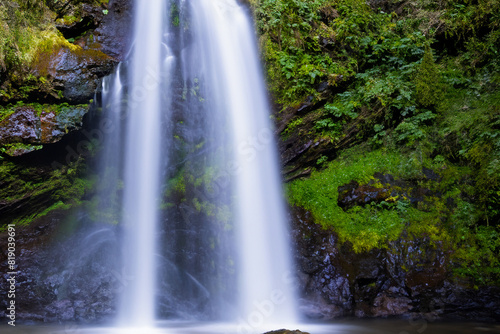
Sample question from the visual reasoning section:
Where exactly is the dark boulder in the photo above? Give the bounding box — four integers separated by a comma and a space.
52, 0, 133, 61
337, 180, 390, 208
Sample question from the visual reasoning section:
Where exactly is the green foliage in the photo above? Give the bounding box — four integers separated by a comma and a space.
0, 0, 53, 74
255, 0, 428, 105
283, 117, 304, 138
258, 0, 500, 283
44, 0, 109, 17
454, 224, 500, 285
415, 45, 443, 108
394, 110, 436, 145
255, 0, 343, 103
438, 80, 500, 224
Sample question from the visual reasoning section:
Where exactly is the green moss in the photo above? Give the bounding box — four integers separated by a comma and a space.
287, 147, 421, 252
288, 139, 499, 282
0, 106, 16, 124
0, 156, 93, 228
283, 117, 304, 138
0, 143, 43, 156
0, 101, 88, 118
170, 1, 180, 27
0, 1, 56, 70
56, 15, 80, 26
0, 0, 113, 101
12, 201, 71, 226
165, 169, 186, 197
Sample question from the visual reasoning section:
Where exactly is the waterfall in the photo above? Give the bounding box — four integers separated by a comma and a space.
118, 0, 167, 326
186, 0, 298, 325
98, 0, 297, 330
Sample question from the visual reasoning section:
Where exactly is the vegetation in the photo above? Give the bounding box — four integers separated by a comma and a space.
0, 0, 109, 102
0, 157, 92, 229
254, 0, 500, 284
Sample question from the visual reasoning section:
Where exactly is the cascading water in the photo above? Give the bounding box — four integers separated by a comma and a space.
98, 0, 297, 330
118, 0, 167, 327
186, 0, 298, 325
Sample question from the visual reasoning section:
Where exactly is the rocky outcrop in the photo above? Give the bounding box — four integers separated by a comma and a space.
0, 0, 132, 156
0, 104, 87, 156
52, 0, 133, 61
291, 206, 500, 322
91, 0, 133, 60
32, 46, 117, 104
337, 171, 441, 209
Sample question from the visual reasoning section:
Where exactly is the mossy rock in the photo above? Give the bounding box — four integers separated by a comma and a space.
0, 103, 88, 156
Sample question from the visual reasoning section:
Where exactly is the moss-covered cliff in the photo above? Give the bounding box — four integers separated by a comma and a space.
250, 0, 499, 292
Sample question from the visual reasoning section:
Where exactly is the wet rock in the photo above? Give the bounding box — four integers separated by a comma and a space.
336, 172, 443, 210
56, 3, 103, 39
91, 0, 133, 60
46, 300, 75, 321
0, 212, 121, 323
290, 206, 500, 321
53, 0, 132, 61
291, 207, 352, 318
316, 81, 330, 93
0, 106, 41, 143
370, 293, 412, 317
300, 297, 345, 319
33, 46, 117, 103
0, 1, 127, 157
0, 104, 88, 156
337, 181, 390, 208
275, 76, 363, 181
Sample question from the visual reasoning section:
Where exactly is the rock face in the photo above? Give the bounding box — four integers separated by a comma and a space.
33, 46, 117, 104
0, 104, 87, 156
3, 205, 499, 324
92, 0, 134, 61
291, 206, 500, 321
53, 0, 133, 62
275, 78, 373, 182
0, 211, 121, 323
0, 0, 132, 156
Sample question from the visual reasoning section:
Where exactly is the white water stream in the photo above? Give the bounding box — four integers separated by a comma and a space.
100, 0, 297, 331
